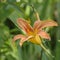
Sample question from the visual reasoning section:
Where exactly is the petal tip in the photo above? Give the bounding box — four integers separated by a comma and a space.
13, 36, 16, 42
17, 18, 22, 23
55, 23, 58, 26
19, 42, 23, 47
48, 38, 51, 41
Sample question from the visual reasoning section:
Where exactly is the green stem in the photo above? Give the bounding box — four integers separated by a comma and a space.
40, 44, 54, 58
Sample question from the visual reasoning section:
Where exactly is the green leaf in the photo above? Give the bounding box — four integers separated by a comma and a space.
40, 0, 55, 19
9, 10, 23, 28
0, 3, 15, 21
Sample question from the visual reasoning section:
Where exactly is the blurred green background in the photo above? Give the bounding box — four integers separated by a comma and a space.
0, 0, 60, 60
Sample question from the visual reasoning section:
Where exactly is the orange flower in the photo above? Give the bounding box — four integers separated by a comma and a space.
13, 12, 58, 56
13, 18, 58, 46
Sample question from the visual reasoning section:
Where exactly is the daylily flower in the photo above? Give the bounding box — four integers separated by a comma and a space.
13, 13, 58, 52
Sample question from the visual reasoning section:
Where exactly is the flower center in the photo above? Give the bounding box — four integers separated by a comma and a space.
29, 34, 42, 45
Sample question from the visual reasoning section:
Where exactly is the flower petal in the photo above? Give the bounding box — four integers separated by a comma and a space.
13, 34, 26, 42
38, 30, 51, 40
13, 34, 33, 46
33, 20, 41, 30
17, 18, 33, 34
38, 20, 58, 30
19, 35, 33, 46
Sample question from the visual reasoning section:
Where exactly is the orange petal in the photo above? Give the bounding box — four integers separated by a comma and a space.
17, 18, 33, 34
38, 30, 51, 40
33, 20, 41, 30
38, 20, 58, 30
13, 34, 33, 46
19, 35, 33, 46
13, 34, 26, 42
